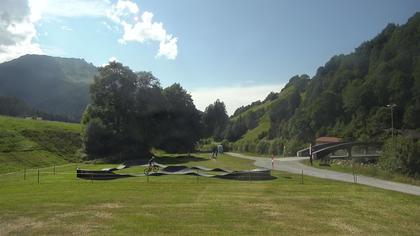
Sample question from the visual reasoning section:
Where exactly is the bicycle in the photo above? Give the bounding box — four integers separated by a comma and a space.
144, 165, 160, 175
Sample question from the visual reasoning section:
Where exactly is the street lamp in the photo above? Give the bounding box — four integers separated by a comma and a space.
386, 103, 397, 145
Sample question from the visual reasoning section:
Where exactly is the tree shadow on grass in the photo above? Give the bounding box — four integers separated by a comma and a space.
122, 154, 208, 166
155, 155, 207, 165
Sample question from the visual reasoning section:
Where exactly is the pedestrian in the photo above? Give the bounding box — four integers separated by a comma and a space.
217, 144, 223, 154
212, 146, 218, 159
271, 154, 274, 169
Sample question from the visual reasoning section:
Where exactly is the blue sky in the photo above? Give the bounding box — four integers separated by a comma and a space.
1, 0, 419, 114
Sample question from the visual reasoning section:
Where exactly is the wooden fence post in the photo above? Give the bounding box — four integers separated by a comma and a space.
301, 170, 304, 184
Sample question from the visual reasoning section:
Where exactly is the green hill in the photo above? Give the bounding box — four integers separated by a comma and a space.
226, 12, 420, 155
0, 115, 82, 174
0, 54, 98, 121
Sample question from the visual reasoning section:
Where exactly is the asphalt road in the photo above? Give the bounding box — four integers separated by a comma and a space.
227, 152, 420, 196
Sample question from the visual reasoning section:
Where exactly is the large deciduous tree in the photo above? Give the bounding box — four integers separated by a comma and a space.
157, 83, 203, 153
82, 62, 203, 159
202, 99, 228, 141
82, 62, 164, 158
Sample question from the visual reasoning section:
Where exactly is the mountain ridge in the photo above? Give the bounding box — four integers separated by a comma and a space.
0, 54, 98, 121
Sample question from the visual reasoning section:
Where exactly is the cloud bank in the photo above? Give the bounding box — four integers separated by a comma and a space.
0, 0, 42, 62
191, 83, 286, 116
0, 0, 178, 62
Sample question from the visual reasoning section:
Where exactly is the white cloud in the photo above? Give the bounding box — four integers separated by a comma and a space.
102, 21, 118, 32
109, 1, 178, 60
191, 83, 286, 115
0, 0, 177, 62
157, 35, 178, 60
0, 0, 43, 63
107, 0, 139, 24
60, 25, 73, 31
101, 56, 118, 66
108, 56, 118, 62
29, 0, 109, 19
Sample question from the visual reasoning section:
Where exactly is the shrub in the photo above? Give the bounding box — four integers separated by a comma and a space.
380, 136, 420, 176
256, 140, 270, 154
269, 138, 283, 155
284, 138, 304, 156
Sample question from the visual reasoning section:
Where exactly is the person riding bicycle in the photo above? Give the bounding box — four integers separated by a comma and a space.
148, 155, 157, 167
145, 155, 159, 175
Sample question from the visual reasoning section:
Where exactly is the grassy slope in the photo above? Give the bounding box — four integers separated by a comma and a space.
231, 102, 272, 147
1, 153, 420, 235
233, 85, 295, 145
0, 115, 82, 173
302, 159, 420, 187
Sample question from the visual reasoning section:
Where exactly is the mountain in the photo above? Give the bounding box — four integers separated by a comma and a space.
225, 12, 420, 155
0, 54, 98, 121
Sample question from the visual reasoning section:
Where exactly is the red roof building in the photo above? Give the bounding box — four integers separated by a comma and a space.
315, 136, 341, 145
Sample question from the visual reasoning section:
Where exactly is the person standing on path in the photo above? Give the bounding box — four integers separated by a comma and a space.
271, 154, 275, 169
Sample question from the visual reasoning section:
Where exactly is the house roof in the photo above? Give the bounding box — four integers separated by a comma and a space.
315, 136, 341, 143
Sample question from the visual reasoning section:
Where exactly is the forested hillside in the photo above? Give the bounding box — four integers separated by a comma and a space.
0, 55, 97, 121
226, 12, 420, 155
0, 96, 75, 122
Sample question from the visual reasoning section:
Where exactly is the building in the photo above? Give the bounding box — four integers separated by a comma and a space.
315, 136, 341, 145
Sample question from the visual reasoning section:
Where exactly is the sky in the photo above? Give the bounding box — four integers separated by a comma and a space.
1, 0, 419, 115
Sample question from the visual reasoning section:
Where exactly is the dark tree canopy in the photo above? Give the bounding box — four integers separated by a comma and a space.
157, 83, 203, 153
82, 62, 202, 159
202, 99, 229, 141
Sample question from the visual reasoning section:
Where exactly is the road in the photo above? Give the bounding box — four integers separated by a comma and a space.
227, 152, 420, 196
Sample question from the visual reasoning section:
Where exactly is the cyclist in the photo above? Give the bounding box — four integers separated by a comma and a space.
148, 155, 156, 167
145, 155, 159, 175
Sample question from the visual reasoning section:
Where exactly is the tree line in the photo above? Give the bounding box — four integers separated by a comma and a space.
82, 62, 229, 160
0, 96, 76, 122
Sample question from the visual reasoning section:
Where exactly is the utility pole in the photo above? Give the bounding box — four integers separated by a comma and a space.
386, 104, 396, 147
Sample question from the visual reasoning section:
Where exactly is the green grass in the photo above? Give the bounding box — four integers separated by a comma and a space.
231, 85, 297, 146
1, 154, 420, 235
302, 159, 420, 187
0, 115, 82, 173
1, 116, 420, 234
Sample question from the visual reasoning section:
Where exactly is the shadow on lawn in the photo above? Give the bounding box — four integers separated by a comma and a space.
155, 154, 208, 165
121, 154, 209, 166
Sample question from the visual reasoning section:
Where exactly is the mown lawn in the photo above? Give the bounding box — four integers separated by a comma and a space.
1, 154, 420, 235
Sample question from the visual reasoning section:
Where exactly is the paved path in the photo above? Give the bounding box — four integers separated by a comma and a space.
227, 152, 420, 196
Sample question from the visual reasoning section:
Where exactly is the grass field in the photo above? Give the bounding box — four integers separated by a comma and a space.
302, 159, 420, 187
1, 116, 420, 235
0, 115, 81, 174
1, 154, 420, 235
